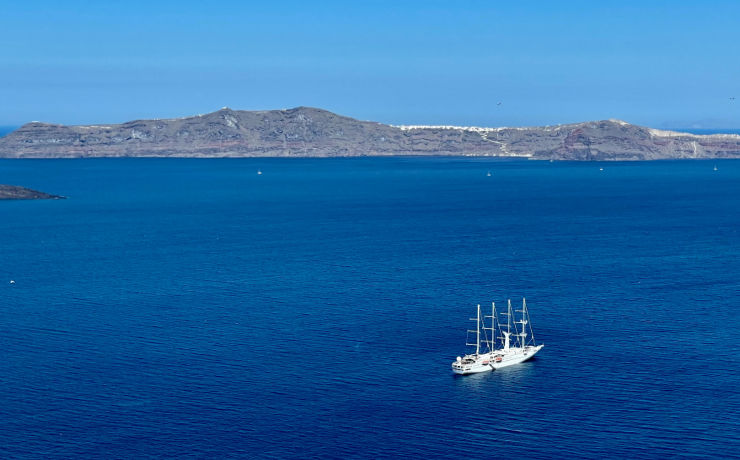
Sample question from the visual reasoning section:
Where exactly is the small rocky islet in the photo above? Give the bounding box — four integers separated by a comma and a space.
0, 185, 64, 200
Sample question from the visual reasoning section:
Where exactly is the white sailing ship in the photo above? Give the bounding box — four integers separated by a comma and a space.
451, 298, 544, 375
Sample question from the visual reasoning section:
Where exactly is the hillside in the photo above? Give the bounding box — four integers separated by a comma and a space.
1, 107, 739, 160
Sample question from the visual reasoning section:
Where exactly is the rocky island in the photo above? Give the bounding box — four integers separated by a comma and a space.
0, 185, 64, 200
1, 107, 739, 160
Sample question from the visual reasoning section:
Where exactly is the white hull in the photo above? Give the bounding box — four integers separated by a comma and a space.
451, 344, 543, 375
451, 354, 494, 375
491, 344, 543, 369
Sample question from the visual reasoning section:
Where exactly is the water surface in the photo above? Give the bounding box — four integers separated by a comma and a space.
1, 158, 738, 458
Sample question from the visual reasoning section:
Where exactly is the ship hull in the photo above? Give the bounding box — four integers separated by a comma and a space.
491, 344, 544, 369
451, 353, 494, 375
451, 345, 544, 374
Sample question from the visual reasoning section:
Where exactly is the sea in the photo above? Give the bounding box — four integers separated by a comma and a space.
1, 157, 739, 459
0, 126, 18, 138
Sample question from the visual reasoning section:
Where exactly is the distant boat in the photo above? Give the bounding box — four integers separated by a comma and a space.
451, 298, 544, 375
257, 170, 263, 175
486, 171, 492, 177
714, 165, 718, 171
599, 167, 604, 171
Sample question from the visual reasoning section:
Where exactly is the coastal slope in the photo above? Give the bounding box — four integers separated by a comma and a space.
1, 107, 739, 160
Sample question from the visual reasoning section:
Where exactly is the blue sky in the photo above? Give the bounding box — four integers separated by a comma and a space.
1, 0, 739, 127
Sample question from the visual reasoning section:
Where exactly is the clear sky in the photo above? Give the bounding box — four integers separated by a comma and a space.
2, 0, 739, 128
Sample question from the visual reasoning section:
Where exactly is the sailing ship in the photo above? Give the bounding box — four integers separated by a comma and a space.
451, 298, 544, 375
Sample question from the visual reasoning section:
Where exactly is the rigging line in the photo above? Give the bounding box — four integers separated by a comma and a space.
528, 308, 536, 346
495, 309, 506, 345
480, 315, 491, 352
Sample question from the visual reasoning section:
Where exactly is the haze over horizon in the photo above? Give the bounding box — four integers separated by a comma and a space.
2, 1, 739, 128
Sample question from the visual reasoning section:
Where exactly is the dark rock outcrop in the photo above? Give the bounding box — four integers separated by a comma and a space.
0, 185, 64, 200
1, 107, 738, 160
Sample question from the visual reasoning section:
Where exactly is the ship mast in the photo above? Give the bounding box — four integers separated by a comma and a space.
467, 304, 483, 354
482, 301, 496, 352
476, 303, 481, 355
491, 302, 496, 350
516, 297, 528, 348
507, 299, 511, 336
503, 298, 512, 351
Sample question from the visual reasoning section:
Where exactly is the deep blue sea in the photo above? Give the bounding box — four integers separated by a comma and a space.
1, 158, 739, 459
0, 126, 18, 138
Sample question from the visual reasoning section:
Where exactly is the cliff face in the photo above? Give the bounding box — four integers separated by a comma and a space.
1, 107, 739, 160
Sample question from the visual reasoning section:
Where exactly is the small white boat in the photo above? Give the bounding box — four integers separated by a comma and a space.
486, 171, 492, 177
714, 165, 718, 171
451, 298, 544, 375
257, 170, 263, 175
